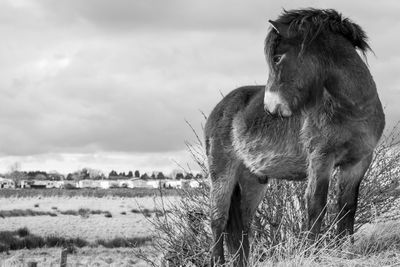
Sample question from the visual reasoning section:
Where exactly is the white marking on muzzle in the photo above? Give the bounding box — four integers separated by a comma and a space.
264, 90, 292, 117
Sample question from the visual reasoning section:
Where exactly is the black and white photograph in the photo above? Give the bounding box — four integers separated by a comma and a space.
0, 0, 399, 266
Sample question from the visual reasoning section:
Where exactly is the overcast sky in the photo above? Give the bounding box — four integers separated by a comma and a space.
0, 0, 399, 175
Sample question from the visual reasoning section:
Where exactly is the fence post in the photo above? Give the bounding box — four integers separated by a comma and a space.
60, 248, 68, 267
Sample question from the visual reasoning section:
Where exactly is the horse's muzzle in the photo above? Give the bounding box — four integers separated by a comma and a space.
264, 91, 292, 117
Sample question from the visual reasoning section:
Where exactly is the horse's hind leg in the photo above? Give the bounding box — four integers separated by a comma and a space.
336, 154, 372, 239
230, 170, 267, 266
210, 157, 240, 266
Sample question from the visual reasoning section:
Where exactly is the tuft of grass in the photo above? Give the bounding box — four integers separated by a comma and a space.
351, 221, 400, 255
60, 209, 79, 216
0, 227, 152, 253
131, 208, 166, 217
0, 209, 57, 218
16, 227, 30, 237
96, 236, 152, 248
59, 208, 109, 217
121, 211, 127, 215
104, 211, 112, 218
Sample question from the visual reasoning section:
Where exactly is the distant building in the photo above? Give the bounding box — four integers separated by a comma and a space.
30, 180, 62, 189
77, 179, 100, 188
19, 180, 31, 188
0, 177, 15, 189
146, 180, 163, 188
189, 180, 201, 188
99, 180, 111, 189
118, 180, 134, 188
165, 180, 182, 189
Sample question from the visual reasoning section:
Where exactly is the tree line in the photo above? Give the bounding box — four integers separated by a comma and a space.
4, 168, 203, 182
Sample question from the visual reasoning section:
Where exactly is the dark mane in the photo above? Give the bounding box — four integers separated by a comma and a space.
265, 8, 371, 62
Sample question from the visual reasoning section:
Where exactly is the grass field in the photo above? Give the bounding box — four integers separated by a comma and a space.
0, 196, 176, 241
0, 194, 177, 266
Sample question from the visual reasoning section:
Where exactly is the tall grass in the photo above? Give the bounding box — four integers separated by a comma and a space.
137, 123, 400, 266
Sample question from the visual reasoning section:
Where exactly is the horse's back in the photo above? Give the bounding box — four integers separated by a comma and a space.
205, 86, 264, 155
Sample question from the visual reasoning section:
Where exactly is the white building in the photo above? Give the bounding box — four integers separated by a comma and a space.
99, 180, 111, 189
189, 180, 201, 188
118, 180, 135, 188
165, 180, 182, 189
0, 177, 15, 189
77, 179, 100, 188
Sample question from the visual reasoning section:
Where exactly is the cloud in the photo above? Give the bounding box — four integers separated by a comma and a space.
0, 0, 398, 172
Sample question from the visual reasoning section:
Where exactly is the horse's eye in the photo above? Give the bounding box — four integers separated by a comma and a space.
273, 55, 282, 64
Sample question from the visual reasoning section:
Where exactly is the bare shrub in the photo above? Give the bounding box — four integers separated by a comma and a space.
139, 122, 400, 266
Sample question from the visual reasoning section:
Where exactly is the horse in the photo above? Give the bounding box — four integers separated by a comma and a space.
205, 8, 385, 266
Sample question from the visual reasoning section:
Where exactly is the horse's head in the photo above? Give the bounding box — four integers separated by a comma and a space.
263, 9, 371, 117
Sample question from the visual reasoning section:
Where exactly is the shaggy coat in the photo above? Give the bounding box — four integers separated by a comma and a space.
206, 8, 385, 267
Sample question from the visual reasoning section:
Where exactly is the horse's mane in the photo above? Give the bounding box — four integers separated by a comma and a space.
265, 8, 371, 61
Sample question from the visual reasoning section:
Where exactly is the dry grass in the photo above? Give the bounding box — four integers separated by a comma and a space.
137, 122, 400, 266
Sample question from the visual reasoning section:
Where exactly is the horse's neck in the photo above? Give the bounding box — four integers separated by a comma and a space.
321, 55, 378, 119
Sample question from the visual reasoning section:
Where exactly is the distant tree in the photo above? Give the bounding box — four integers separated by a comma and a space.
35, 174, 47, 180
184, 173, 194, 180
127, 171, 133, 178
81, 168, 90, 179
109, 170, 118, 177
140, 173, 150, 180
134, 170, 140, 178
157, 172, 165, 180
6, 171, 28, 183
48, 172, 64, 181
66, 173, 74, 180
175, 172, 184, 180
86, 168, 105, 180
9, 162, 21, 173
195, 173, 204, 179
151, 173, 156, 179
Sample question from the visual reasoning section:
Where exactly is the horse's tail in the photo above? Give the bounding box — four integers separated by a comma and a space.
225, 183, 248, 260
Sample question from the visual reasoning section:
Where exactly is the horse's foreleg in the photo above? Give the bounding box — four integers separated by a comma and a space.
210, 161, 240, 266
336, 154, 372, 239
305, 152, 335, 240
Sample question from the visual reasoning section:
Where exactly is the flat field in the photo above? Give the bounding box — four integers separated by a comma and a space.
0, 195, 176, 241
0, 193, 177, 266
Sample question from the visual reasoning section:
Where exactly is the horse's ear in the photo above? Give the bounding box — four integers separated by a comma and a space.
268, 20, 290, 38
